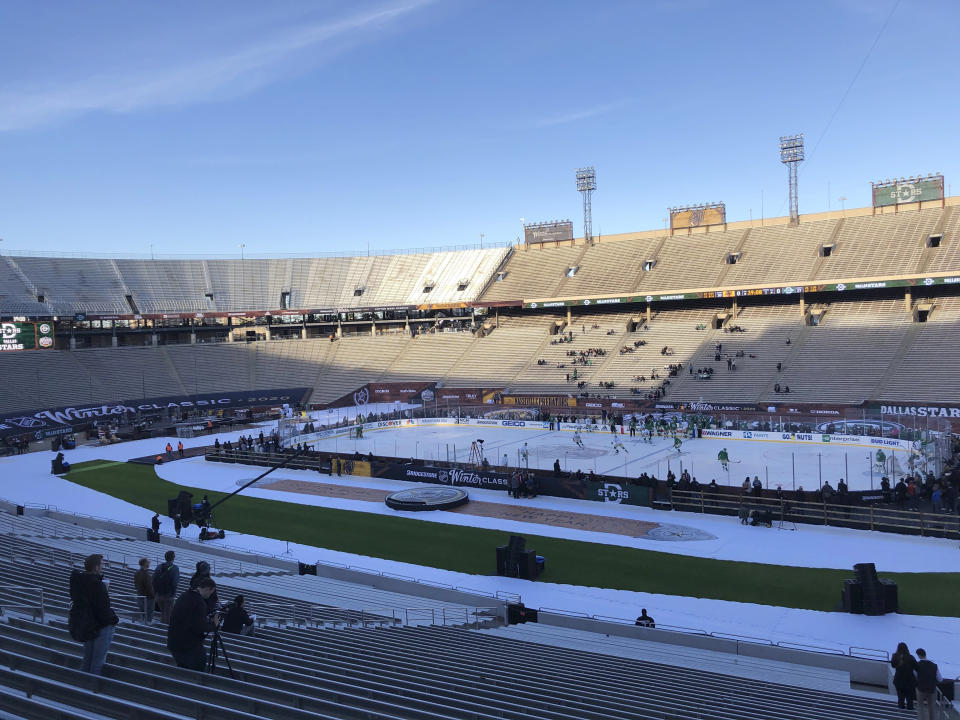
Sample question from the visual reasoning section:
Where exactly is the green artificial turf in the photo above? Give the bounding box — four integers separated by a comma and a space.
65, 459, 960, 617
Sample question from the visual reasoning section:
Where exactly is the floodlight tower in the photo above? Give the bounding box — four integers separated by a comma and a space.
575, 166, 597, 244
779, 134, 804, 225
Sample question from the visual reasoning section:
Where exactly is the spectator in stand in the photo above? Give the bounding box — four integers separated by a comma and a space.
837, 478, 848, 496
931, 484, 943, 513
508, 472, 520, 499
152, 550, 180, 623
189, 561, 219, 613
914, 648, 942, 720
821, 481, 835, 502
70, 554, 119, 675
167, 577, 220, 671
635, 609, 655, 628
133, 558, 155, 625
894, 478, 907, 510
222, 595, 256, 637
907, 479, 919, 510
890, 642, 918, 710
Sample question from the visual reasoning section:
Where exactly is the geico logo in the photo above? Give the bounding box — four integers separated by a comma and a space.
501, 421, 525, 426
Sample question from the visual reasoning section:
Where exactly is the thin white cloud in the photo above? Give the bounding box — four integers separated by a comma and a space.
531, 100, 627, 129
0, 1, 434, 132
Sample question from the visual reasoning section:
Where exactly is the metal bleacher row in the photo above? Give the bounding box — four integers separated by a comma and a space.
1, 247, 511, 315
3, 297, 960, 412
0, 510, 909, 720
2, 205, 960, 414
2, 206, 956, 315
0, 510, 494, 628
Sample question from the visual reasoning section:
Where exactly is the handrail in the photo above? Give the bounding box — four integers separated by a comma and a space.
0, 242, 513, 261
539, 607, 590, 618
2, 504, 510, 604
0, 586, 45, 620
849, 646, 890, 661
710, 632, 773, 646
669, 488, 960, 539
240, 600, 498, 629
535, 609, 889, 664
775, 641, 846, 656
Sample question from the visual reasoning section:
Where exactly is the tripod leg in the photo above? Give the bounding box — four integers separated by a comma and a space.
206, 635, 217, 673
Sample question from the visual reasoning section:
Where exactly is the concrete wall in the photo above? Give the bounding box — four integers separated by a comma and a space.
537, 611, 890, 688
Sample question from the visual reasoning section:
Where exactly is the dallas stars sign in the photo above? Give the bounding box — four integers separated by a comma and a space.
872, 175, 944, 208
0, 322, 55, 352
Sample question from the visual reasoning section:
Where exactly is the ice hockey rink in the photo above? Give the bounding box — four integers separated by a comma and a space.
299, 420, 924, 492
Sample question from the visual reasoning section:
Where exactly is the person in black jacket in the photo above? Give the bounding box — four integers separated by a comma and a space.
221, 595, 255, 637
890, 642, 918, 710
189, 560, 219, 612
635, 609, 655, 628
152, 550, 180, 624
70, 554, 119, 675
167, 577, 220, 671
915, 648, 942, 720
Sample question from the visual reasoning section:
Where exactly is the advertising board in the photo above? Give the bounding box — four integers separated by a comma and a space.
872, 176, 944, 207
0, 321, 55, 352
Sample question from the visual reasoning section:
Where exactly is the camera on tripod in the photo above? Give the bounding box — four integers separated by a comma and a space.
214, 600, 235, 616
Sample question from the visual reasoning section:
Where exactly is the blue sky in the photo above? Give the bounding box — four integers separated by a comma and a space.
0, 0, 957, 257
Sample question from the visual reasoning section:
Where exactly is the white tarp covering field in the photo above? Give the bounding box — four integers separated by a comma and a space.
1, 419, 958, 675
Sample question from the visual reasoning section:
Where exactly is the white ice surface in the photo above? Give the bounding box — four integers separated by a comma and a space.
310, 421, 923, 492
1, 422, 959, 676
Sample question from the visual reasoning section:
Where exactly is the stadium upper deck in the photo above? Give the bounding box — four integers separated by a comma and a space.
1, 200, 957, 318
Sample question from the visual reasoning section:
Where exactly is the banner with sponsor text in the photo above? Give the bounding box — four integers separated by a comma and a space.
0, 388, 309, 440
